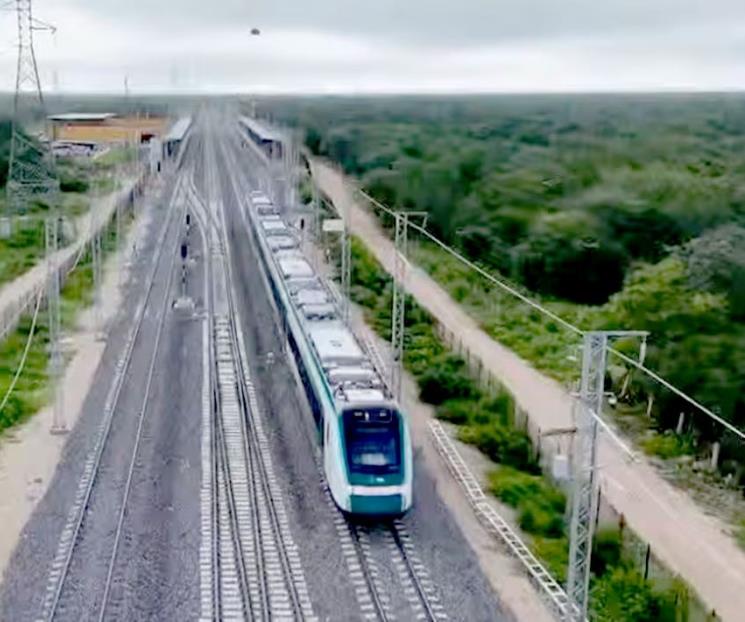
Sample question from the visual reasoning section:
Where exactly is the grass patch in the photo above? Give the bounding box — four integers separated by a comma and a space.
736, 517, 745, 552
460, 425, 536, 473
531, 535, 569, 583
93, 146, 137, 170
590, 566, 676, 622
0, 198, 131, 435
487, 466, 565, 537
0, 314, 49, 432
641, 431, 696, 460
0, 219, 46, 288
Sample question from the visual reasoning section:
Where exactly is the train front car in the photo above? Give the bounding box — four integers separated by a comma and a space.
245, 188, 413, 517
340, 399, 413, 516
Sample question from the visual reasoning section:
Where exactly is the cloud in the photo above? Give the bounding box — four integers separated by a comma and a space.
57, 0, 745, 46
0, 0, 744, 93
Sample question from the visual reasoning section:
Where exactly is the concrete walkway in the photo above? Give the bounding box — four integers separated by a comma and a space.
310, 157, 744, 621
0, 177, 142, 341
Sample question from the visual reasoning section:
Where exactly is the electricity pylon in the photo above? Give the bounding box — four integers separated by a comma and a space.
5, 0, 65, 433
5, 0, 57, 219
566, 330, 647, 620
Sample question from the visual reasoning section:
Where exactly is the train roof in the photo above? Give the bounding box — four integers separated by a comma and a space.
342, 388, 387, 404
308, 323, 365, 365
301, 303, 337, 321
297, 289, 329, 305
278, 257, 314, 279
252, 195, 273, 207
250, 190, 394, 409
267, 235, 297, 251
262, 220, 286, 232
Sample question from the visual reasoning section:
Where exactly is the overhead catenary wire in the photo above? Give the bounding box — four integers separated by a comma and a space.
0, 180, 137, 421
356, 186, 745, 444
0, 288, 43, 414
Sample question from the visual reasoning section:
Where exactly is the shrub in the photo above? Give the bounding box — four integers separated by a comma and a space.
418, 355, 476, 404
531, 536, 568, 582
436, 399, 473, 425
461, 425, 536, 471
640, 431, 695, 460
591, 528, 623, 578
60, 177, 89, 193
436, 394, 511, 427
590, 567, 672, 622
488, 467, 565, 511
518, 499, 564, 537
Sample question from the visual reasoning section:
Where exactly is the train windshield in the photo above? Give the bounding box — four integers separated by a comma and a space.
343, 408, 401, 475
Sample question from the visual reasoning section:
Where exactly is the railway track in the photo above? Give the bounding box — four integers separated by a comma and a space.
345, 519, 448, 622
37, 171, 188, 622
198, 119, 315, 620
217, 118, 449, 622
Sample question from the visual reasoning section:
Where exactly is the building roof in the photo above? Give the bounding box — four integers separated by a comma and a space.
164, 116, 191, 142
49, 113, 116, 122
239, 115, 283, 142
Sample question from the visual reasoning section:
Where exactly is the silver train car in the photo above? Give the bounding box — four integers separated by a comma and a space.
245, 190, 413, 516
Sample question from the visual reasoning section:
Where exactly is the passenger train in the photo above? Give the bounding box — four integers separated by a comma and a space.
244, 190, 413, 516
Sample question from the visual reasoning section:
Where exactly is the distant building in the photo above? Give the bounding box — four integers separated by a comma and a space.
48, 112, 168, 145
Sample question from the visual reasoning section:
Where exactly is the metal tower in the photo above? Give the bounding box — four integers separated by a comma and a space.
5, 0, 57, 219
565, 332, 607, 620
390, 212, 408, 401
390, 211, 428, 401
5, 0, 64, 433
340, 216, 351, 323
566, 330, 647, 620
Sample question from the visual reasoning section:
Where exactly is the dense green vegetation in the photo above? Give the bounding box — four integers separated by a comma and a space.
347, 235, 690, 621
0, 119, 120, 288
0, 200, 126, 434
0, 118, 133, 432
264, 94, 745, 486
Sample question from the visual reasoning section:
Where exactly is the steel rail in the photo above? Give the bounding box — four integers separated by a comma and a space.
97, 173, 187, 622
211, 118, 310, 620
40, 171, 187, 622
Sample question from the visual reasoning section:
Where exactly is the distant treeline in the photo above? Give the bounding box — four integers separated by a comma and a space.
260, 94, 745, 484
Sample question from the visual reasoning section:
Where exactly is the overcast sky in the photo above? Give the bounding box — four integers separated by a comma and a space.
1, 0, 745, 93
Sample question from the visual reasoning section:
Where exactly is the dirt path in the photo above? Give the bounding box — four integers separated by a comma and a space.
310, 157, 744, 621
0, 189, 155, 579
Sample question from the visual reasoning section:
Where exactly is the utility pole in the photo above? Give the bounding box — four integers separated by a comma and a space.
566, 330, 647, 621
390, 212, 408, 401
340, 214, 351, 324
390, 211, 427, 401
5, 0, 64, 432
90, 183, 103, 338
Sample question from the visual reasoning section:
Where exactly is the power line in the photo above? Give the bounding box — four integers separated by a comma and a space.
356, 187, 745, 443
5, 0, 65, 434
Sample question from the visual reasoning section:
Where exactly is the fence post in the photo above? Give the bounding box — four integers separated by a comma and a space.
644, 544, 651, 580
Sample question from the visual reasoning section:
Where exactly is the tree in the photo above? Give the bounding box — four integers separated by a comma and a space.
652, 330, 745, 439
304, 126, 323, 155
682, 224, 745, 320
603, 206, 684, 262
515, 229, 627, 304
